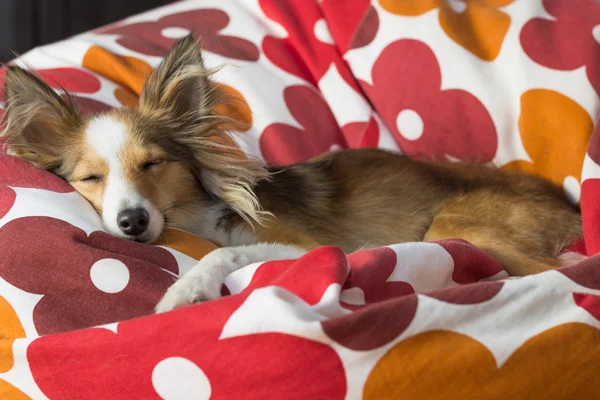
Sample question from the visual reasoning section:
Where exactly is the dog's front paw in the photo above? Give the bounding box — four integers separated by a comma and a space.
155, 247, 250, 313
155, 269, 223, 313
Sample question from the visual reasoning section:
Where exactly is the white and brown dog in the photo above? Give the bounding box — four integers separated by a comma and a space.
1, 35, 582, 312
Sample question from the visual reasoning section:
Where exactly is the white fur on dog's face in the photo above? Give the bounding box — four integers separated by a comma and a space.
82, 116, 164, 242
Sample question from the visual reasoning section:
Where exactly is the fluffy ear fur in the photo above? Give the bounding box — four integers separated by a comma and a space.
2, 66, 81, 171
139, 34, 214, 118
140, 34, 270, 225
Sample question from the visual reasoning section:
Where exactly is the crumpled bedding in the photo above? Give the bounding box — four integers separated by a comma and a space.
0, 0, 599, 399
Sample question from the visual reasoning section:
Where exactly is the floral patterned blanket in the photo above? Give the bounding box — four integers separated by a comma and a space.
0, 1, 599, 399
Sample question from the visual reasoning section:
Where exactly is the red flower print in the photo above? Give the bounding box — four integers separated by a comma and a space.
425, 281, 504, 305
521, 0, 600, 96
260, 0, 362, 89
321, 1, 379, 53
360, 39, 498, 162
424, 240, 505, 304
0, 185, 12, 220
0, 153, 73, 193
28, 249, 348, 399
259, 85, 347, 165
347, 5, 380, 51
342, 117, 380, 148
0, 153, 74, 220
0, 217, 178, 335
344, 247, 414, 305
321, 247, 418, 351
582, 179, 600, 255
560, 254, 600, 290
322, 240, 504, 351
437, 239, 505, 285
587, 121, 600, 166
97, 9, 259, 61
237, 247, 349, 304
322, 295, 418, 351
573, 293, 600, 322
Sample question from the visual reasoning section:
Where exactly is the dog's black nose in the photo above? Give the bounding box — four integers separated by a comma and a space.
117, 208, 149, 236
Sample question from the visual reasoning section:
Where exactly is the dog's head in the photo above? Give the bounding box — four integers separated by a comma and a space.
1, 35, 268, 243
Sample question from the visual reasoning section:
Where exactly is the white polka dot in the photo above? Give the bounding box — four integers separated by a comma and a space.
563, 175, 581, 204
330, 144, 343, 152
161, 27, 191, 39
89, 259, 130, 294
593, 25, 600, 45
152, 357, 211, 400
396, 109, 424, 141
446, 0, 467, 13
314, 19, 334, 45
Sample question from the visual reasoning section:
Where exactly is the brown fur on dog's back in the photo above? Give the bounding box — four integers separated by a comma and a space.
239, 149, 582, 276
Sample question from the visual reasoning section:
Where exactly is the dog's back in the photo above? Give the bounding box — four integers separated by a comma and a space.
247, 149, 582, 275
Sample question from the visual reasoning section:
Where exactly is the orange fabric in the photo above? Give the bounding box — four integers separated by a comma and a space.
215, 83, 253, 131
114, 87, 140, 108
503, 89, 593, 188
154, 228, 219, 261
379, 0, 437, 16
364, 323, 600, 399
379, 0, 514, 60
83, 46, 153, 95
0, 381, 30, 400
0, 296, 30, 400
0, 296, 25, 371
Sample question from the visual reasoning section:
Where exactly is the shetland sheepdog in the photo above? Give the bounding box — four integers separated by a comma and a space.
1, 35, 582, 312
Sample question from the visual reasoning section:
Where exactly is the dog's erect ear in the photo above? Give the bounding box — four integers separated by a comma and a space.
139, 34, 216, 118
2, 66, 81, 170
140, 35, 271, 226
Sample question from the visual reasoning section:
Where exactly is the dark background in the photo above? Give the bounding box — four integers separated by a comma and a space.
0, 0, 173, 62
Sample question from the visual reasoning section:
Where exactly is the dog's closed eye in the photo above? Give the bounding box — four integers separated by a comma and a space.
141, 159, 165, 172
80, 174, 103, 183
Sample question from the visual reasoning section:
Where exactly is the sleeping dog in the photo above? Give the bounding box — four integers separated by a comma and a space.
1, 35, 582, 312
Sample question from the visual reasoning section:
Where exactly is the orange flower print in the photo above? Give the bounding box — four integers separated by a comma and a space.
0, 380, 30, 400
379, 0, 514, 61
364, 323, 600, 399
0, 295, 26, 371
83, 46, 153, 96
0, 295, 30, 400
503, 89, 593, 202
214, 84, 253, 132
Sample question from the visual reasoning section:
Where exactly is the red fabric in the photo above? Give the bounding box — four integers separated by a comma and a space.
581, 179, 600, 254
321, 0, 377, 53
520, 0, 600, 96
359, 39, 498, 162
260, 0, 358, 87
97, 9, 260, 61
259, 85, 347, 165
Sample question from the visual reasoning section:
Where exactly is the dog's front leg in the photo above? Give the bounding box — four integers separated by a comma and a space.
155, 243, 305, 313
